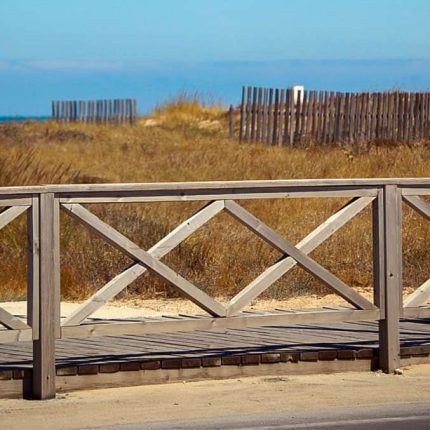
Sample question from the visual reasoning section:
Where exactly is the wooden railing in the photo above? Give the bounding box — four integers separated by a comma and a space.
239, 86, 430, 145
51, 98, 138, 124
1, 179, 430, 399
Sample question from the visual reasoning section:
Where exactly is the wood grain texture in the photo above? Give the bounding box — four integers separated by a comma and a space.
379, 185, 401, 372
33, 193, 58, 399
27, 197, 40, 340
59, 308, 381, 339
3, 178, 430, 196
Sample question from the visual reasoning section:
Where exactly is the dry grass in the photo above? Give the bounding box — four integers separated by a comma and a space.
0, 100, 430, 303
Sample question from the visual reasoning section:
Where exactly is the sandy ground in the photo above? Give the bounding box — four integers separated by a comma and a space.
1, 364, 430, 429
1, 287, 421, 320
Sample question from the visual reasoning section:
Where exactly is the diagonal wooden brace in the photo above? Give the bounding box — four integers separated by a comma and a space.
61, 203, 226, 317
402, 195, 430, 307
226, 197, 375, 315
0, 206, 32, 329
224, 200, 375, 312
0, 205, 29, 230
62, 201, 225, 325
0, 307, 30, 330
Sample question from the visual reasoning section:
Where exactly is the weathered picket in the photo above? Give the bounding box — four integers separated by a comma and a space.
51, 98, 138, 124
0, 179, 430, 399
238, 87, 430, 144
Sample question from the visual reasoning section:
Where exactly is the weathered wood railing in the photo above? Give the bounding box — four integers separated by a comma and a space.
1, 179, 430, 399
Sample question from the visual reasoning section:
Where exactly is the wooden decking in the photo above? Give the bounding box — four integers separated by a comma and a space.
1, 317, 429, 398
1, 318, 429, 371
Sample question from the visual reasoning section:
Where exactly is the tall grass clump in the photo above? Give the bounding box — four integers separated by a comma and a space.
151, 91, 226, 131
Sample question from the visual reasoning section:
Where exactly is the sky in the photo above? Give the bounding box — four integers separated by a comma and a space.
1, 0, 430, 115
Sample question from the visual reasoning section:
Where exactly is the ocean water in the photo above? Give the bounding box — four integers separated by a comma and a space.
1, 59, 429, 117
0, 116, 50, 122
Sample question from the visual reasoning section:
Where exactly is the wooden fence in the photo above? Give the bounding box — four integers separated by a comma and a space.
1, 179, 430, 398
51, 98, 138, 124
239, 86, 430, 145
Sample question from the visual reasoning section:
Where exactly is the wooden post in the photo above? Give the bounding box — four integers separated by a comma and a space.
267, 88, 274, 144
73, 101, 78, 122
64, 101, 69, 122
245, 86, 252, 141
278, 89, 285, 146
87, 101, 90, 123
239, 87, 245, 142
119, 99, 125, 124
228, 105, 234, 139
81, 100, 86, 123
133, 99, 138, 124
295, 90, 302, 143
262, 88, 268, 143
32, 193, 60, 400
272, 89, 279, 145
251, 87, 257, 142
27, 197, 40, 341
256, 88, 263, 142
127, 99, 130, 124
289, 89, 295, 145
376, 185, 401, 373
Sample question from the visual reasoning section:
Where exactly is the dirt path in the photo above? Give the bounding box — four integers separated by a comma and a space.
1, 364, 430, 430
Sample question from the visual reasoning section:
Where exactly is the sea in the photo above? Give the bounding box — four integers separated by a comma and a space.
0, 116, 50, 123
1, 59, 429, 117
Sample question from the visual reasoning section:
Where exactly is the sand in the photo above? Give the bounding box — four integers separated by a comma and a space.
1, 287, 420, 321
1, 364, 430, 429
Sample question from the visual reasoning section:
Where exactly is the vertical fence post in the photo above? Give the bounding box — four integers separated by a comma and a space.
228, 105, 234, 139
289, 89, 295, 145
375, 185, 401, 373
27, 197, 40, 342
133, 99, 138, 124
32, 192, 60, 399
251, 87, 257, 142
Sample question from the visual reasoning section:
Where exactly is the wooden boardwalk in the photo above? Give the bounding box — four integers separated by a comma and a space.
1, 318, 429, 371
2, 179, 430, 398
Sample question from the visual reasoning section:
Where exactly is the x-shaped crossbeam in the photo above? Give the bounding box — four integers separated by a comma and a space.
62, 196, 375, 326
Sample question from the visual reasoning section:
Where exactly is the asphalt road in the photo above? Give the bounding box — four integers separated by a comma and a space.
86, 402, 430, 430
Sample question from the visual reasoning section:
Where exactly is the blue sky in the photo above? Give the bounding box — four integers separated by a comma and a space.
1, 0, 430, 115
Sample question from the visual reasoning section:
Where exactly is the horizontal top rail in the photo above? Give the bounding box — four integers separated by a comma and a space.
1, 178, 430, 196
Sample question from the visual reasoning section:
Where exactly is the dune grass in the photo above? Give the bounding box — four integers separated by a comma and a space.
0, 100, 429, 303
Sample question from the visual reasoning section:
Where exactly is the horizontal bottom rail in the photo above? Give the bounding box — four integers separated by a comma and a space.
5, 306, 430, 342
57, 308, 381, 339
402, 307, 430, 319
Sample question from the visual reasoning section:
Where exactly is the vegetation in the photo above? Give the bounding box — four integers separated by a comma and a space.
0, 98, 429, 303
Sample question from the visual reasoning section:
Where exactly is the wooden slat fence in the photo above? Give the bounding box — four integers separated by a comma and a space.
51, 98, 138, 124
238, 86, 430, 144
